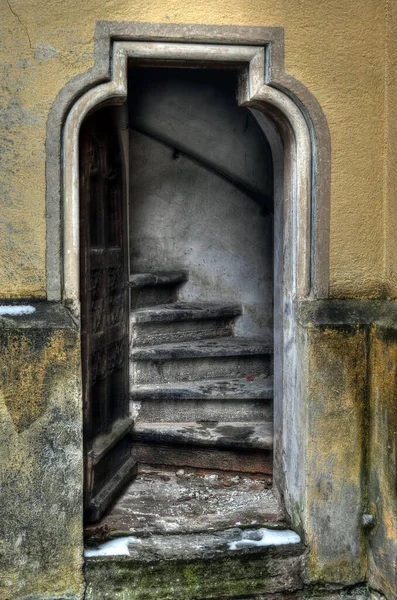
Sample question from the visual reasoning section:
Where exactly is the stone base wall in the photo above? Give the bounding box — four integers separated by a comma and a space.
1, 300, 397, 599
0, 304, 83, 600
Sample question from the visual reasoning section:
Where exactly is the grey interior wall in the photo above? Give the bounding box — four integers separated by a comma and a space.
128, 69, 274, 337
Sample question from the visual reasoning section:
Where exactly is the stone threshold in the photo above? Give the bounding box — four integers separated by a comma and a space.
84, 528, 304, 600
83, 471, 370, 600
84, 468, 282, 540
84, 469, 305, 599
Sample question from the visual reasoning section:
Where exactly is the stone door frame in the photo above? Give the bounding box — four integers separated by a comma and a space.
46, 22, 331, 531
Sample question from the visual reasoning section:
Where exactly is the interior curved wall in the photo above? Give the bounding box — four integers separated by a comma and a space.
128, 68, 274, 337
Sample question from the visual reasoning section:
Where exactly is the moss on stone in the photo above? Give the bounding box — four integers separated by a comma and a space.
305, 325, 368, 584
0, 304, 84, 600
85, 546, 303, 600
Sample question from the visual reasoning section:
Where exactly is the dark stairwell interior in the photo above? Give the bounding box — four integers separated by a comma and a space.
127, 67, 274, 477
84, 68, 304, 599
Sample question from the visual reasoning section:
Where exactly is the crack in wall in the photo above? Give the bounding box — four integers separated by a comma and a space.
6, 0, 32, 50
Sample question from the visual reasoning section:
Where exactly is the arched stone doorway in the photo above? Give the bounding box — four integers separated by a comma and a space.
47, 23, 331, 545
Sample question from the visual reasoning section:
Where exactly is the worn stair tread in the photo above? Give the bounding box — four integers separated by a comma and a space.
86, 526, 302, 560
129, 443, 272, 474
130, 301, 242, 324
128, 271, 188, 288
131, 375, 273, 401
130, 421, 273, 450
84, 471, 284, 538
85, 526, 302, 563
131, 336, 273, 360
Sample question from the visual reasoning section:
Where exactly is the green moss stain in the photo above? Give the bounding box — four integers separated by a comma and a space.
0, 329, 74, 432
367, 325, 397, 598
84, 549, 299, 600
0, 320, 84, 600
305, 326, 368, 584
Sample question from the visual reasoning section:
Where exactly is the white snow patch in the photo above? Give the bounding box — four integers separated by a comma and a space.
0, 305, 35, 316
229, 528, 301, 551
84, 536, 139, 557
163, 521, 180, 532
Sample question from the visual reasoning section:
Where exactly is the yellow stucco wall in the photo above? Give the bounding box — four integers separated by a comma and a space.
0, 0, 393, 299
385, 0, 397, 297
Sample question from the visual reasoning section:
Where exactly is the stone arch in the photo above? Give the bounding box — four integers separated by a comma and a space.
45, 22, 331, 526
46, 22, 330, 305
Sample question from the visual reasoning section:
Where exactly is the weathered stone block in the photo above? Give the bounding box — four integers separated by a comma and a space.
0, 304, 84, 600
368, 325, 397, 600
85, 544, 304, 600
304, 325, 368, 584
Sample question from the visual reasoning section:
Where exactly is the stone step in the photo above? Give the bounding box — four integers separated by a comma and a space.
129, 421, 273, 473
129, 443, 273, 474
131, 301, 242, 324
130, 301, 242, 345
84, 471, 284, 538
128, 271, 187, 309
128, 272, 188, 288
131, 375, 273, 401
130, 420, 273, 475
85, 527, 304, 600
131, 376, 273, 422
135, 397, 273, 423
132, 336, 272, 360
130, 337, 272, 384
130, 421, 273, 451
131, 318, 235, 346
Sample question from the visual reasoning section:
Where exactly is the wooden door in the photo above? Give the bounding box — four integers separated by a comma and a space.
80, 108, 136, 522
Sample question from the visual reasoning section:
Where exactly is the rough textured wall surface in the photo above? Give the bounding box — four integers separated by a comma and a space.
385, 0, 397, 296
368, 325, 397, 599
304, 326, 367, 584
85, 544, 305, 600
2, 300, 397, 600
1, 3, 397, 600
295, 300, 397, 599
0, 0, 391, 299
0, 305, 83, 600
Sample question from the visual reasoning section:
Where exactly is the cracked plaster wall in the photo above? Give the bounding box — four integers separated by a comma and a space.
0, 0, 395, 298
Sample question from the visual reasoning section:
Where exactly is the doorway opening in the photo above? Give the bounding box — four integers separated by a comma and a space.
82, 65, 284, 542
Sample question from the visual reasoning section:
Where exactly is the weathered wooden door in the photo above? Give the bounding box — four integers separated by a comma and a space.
80, 109, 135, 522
